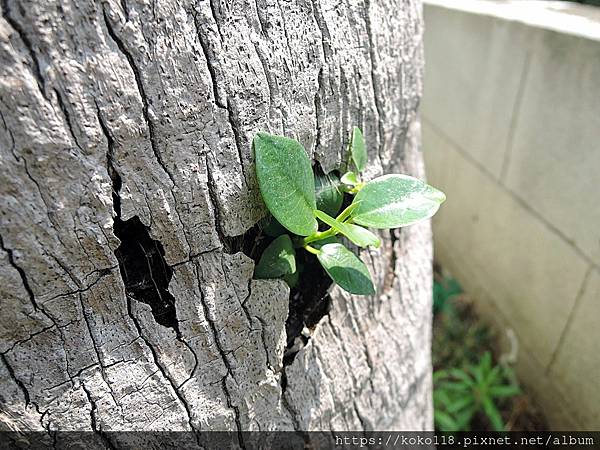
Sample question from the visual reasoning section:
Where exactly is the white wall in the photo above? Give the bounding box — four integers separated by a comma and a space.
422, 0, 600, 430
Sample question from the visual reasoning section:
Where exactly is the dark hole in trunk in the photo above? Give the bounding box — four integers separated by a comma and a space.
113, 216, 179, 333
114, 216, 179, 334
100, 106, 179, 335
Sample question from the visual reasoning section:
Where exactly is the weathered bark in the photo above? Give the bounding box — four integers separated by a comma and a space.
0, 0, 432, 438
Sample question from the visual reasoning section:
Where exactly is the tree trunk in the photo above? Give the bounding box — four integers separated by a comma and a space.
0, 0, 432, 439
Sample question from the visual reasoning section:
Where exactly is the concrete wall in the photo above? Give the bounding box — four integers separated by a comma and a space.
422, 0, 600, 430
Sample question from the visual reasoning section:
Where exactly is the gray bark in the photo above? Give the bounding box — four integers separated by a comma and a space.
0, 0, 432, 438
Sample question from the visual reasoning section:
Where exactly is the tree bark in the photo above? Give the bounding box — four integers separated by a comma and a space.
0, 0, 432, 438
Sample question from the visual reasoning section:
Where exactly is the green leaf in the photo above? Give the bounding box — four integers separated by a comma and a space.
316, 243, 375, 295
454, 405, 477, 431
350, 127, 367, 172
481, 351, 492, 374
282, 269, 299, 288
434, 410, 459, 432
254, 132, 318, 236
340, 171, 359, 186
482, 396, 505, 431
449, 368, 475, 386
315, 172, 343, 217
314, 210, 381, 248
351, 174, 446, 229
433, 370, 450, 382
446, 396, 475, 414
310, 236, 340, 249
436, 381, 471, 392
489, 385, 520, 398
336, 201, 362, 222
254, 235, 296, 279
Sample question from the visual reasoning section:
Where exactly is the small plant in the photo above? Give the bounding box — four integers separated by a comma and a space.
433, 274, 463, 314
433, 352, 520, 431
252, 127, 446, 295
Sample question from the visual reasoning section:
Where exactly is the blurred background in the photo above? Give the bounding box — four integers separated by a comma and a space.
422, 0, 599, 431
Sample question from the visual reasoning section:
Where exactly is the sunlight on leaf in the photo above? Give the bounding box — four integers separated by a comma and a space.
254, 132, 318, 236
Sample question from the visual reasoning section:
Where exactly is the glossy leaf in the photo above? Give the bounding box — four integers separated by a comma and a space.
315, 171, 343, 217
254, 235, 296, 279
351, 174, 446, 229
314, 210, 381, 248
316, 243, 375, 295
340, 171, 359, 186
254, 132, 318, 236
350, 126, 367, 172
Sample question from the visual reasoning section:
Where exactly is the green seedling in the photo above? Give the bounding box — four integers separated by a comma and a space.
252, 126, 446, 295
433, 352, 521, 431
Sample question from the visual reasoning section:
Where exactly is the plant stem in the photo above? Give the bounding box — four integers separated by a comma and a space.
303, 227, 337, 245
336, 203, 357, 223
304, 245, 320, 255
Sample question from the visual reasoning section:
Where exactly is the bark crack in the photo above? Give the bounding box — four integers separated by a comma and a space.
124, 292, 198, 432
102, 8, 175, 187
204, 155, 227, 248
52, 88, 84, 151
0, 234, 42, 313
95, 93, 198, 432
101, 8, 193, 257
194, 262, 245, 446
192, 11, 226, 109
1, 353, 32, 407
80, 381, 118, 449
191, 6, 248, 188
78, 293, 123, 416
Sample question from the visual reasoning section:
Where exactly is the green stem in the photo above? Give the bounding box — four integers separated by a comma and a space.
303, 227, 337, 245
336, 203, 356, 223
304, 245, 320, 255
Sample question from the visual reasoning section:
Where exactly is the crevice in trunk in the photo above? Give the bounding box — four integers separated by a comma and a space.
113, 217, 179, 333
283, 250, 332, 366
235, 220, 336, 367
97, 106, 179, 334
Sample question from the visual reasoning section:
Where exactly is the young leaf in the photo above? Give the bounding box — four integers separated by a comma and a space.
254, 235, 296, 279
254, 132, 318, 236
350, 127, 367, 172
315, 172, 343, 217
340, 171, 359, 186
316, 243, 375, 295
351, 174, 446, 229
314, 210, 381, 248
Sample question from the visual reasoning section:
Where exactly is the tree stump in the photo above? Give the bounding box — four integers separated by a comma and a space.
0, 0, 433, 440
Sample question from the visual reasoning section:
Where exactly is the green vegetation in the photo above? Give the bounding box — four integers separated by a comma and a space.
253, 127, 446, 295
434, 352, 520, 431
432, 271, 546, 431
